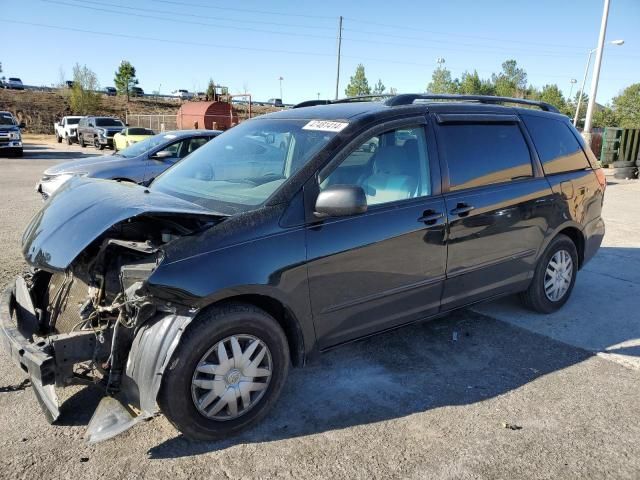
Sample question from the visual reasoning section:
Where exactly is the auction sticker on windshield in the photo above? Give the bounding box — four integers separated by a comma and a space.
302, 120, 348, 132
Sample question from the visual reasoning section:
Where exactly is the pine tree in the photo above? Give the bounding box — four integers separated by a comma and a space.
345, 64, 371, 97
114, 61, 138, 102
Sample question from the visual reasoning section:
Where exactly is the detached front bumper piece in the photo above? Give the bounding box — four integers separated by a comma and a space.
0, 280, 60, 422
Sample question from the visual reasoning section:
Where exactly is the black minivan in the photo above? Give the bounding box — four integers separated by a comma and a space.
1, 94, 605, 442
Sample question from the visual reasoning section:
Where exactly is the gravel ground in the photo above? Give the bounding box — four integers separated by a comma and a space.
0, 139, 639, 479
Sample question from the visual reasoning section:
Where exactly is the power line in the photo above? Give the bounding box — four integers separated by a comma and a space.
344, 17, 589, 51
43, 0, 336, 41
1, 19, 335, 57
59, 0, 336, 31
46, 0, 634, 60
153, 0, 335, 20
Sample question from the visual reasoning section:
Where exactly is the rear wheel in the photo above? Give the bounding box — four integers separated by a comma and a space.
56, 134, 62, 143
520, 234, 578, 314
158, 303, 290, 441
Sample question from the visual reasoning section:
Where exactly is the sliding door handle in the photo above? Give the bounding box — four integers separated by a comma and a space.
450, 203, 474, 217
418, 210, 444, 225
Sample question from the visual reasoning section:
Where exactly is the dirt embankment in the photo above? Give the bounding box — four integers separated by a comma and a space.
0, 89, 281, 133
0, 89, 181, 133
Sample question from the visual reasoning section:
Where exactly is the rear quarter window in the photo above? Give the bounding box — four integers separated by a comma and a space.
523, 115, 590, 175
439, 123, 533, 191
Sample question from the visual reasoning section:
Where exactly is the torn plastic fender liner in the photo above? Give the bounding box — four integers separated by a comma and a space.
21, 176, 222, 271
85, 310, 196, 443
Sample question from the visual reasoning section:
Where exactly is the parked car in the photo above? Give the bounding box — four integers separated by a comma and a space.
104, 86, 117, 96
65, 80, 75, 89
172, 89, 194, 99
2, 94, 606, 443
4, 77, 24, 90
113, 127, 155, 152
36, 130, 220, 198
131, 86, 144, 97
77, 116, 125, 150
54, 116, 84, 145
268, 98, 284, 107
0, 111, 25, 156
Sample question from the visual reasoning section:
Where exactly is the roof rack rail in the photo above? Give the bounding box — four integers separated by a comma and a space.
332, 94, 394, 104
292, 99, 332, 109
384, 94, 559, 113
292, 94, 394, 109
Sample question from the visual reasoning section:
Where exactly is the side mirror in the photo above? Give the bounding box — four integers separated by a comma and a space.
19, 122, 26, 129
314, 185, 367, 218
121, 129, 127, 134
152, 150, 174, 160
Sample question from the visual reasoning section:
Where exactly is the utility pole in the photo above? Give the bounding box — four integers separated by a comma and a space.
335, 16, 343, 100
583, 0, 610, 138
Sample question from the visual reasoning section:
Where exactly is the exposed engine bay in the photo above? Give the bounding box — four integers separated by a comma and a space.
12, 212, 219, 439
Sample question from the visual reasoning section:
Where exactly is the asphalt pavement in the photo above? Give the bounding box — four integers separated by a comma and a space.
0, 138, 638, 479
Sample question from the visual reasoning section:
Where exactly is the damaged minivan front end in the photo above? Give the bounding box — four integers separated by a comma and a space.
0, 177, 225, 442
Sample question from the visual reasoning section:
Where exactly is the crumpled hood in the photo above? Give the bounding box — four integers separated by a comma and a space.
22, 176, 220, 271
43, 154, 138, 175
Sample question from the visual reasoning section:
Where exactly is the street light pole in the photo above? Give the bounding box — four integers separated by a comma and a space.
583, 0, 610, 136
573, 38, 623, 127
568, 78, 577, 102
573, 49, 595, 127
278, 76, 283, 101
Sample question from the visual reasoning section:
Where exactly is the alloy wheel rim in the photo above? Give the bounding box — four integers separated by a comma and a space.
191, 334, 273, 421
544, 249, 573, 302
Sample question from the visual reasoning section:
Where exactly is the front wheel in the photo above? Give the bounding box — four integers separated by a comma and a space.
79, 135, 85, 147
66, 135, 73, 145
158, 303, 290, 441
94, 136, 105, 150
520, 234, 578, 313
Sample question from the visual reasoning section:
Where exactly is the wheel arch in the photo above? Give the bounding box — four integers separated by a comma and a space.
198, 293, 308, 368
541, 223, 586, 268
556, 225, 585, 268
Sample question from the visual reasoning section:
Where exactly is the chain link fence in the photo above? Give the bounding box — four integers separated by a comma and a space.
125, 114, 177, 132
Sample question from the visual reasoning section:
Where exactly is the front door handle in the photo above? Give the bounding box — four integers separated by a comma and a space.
450, 203, 475, 217
418, 210, 444, 225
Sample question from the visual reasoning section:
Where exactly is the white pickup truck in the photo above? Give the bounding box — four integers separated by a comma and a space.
54, 116, 84, 145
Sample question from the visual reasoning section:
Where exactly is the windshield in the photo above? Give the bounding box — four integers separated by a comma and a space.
151, 118, 339, 213
117, 132, 179, 158
96, 118, 124, 127
128, 127, 154, 135
67, 118, 81, 125
0, 114, 16, 126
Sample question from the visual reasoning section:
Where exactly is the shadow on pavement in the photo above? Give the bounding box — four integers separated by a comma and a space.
473, 246, 640, 365
20, 143, 102, 160
146, 309, 592, 459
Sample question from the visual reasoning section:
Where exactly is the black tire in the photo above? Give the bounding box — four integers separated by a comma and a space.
158, 303, 290, 441
94, 136, 105, 150
66, 135, 73, 145
56, 134, 62, 144
79, 135, 85, 148
13, 148, 23, 157
613, 167, 637, 179
612, 160, 635, 168
520, 234, 578, 314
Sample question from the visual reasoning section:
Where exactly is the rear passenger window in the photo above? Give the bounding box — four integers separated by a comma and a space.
440, 123, 532, 191
523, 115, 590, 174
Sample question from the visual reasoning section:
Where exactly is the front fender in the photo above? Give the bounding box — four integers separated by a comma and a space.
85, 310, 196, 443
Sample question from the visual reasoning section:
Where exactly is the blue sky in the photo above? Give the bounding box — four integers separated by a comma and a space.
2, 0, 639, 104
